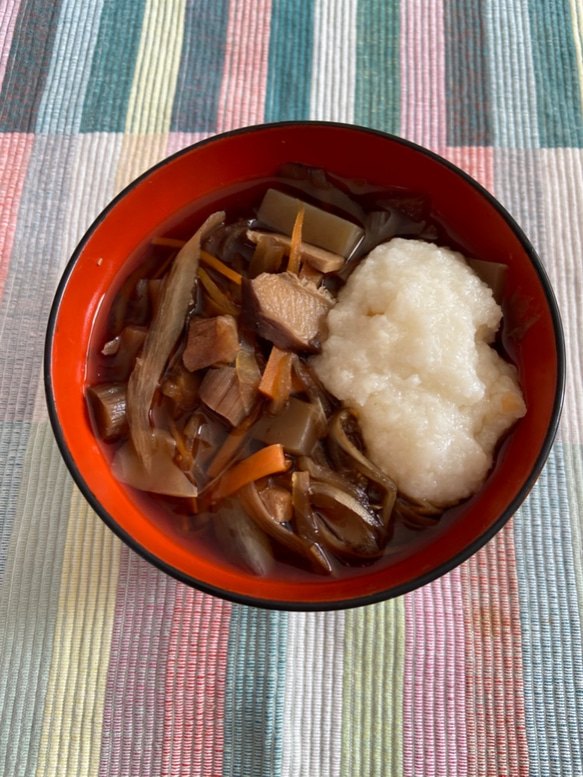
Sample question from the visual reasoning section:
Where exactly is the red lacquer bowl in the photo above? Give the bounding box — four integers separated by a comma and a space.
45, 122, 565, 610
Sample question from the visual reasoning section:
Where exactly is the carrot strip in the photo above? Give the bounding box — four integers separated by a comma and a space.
210, 444, 290, 502
152, 236, 186, 248
258, 345, 291, 400
201, 250, 243, 286
198, 267, 239, 316
287, 205, 305, 274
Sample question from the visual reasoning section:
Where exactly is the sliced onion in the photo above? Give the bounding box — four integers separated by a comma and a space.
112, 431, 197, 498
127, 211, 225, 471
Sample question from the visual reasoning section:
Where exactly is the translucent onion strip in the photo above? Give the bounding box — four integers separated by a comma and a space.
127, 210, 225, 470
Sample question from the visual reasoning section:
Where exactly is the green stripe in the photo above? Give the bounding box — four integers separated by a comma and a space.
0, 424, 75, 777
79, 0, 147, 133
264, 0, 315, 123
355, 0, 400, 134
341, 599, 405, 776
223, 606, 288, 777
528, 0, 583, 147
444, 0, 493, 146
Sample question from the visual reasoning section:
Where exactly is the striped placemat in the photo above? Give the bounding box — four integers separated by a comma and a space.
1, 1, 582, 775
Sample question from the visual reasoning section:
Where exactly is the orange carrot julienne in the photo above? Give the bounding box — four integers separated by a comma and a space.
200, 250, 243, 285
287, 204, 305, 274
151, 236, 186, 248
198, 267, 239, 316
210, 444, 290, 502
258, 345, 292, 401
151, 240, 243, 285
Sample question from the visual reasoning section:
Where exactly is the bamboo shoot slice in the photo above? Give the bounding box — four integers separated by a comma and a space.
257, 189, 363, 258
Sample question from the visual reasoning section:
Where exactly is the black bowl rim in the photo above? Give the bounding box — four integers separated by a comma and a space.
44, 120, 566, 612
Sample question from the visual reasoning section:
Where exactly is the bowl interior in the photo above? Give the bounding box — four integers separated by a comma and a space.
46, 122, 564, 609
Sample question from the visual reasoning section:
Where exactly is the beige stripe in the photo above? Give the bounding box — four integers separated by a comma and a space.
36, 133, 126, 424
35, 488, 121, 777
310, 0, 357, 122
114, 132, 171, 192
569, 0, 583, 113
538, 148, 583, 445
125, 0, 187, 134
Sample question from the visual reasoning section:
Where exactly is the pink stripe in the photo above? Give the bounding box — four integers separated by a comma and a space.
404, 146, 528, 774
403, 571, 468, 776
460, 526, 529, 776
161, 586, 231, 777
165, 132, 213, 158
0, 133, 34, 300
215, 0, 272, 132
98, 548, 179, 777
399, 0, 446, 151
441, 145, 494, 192
0, 0, 22, 89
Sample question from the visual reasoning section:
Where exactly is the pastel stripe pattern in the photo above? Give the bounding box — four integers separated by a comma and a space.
170, 0, 230, 132
0, 426, 74, 776
342, 601, 405, 776
215, 0, 272, 131
355, 0, 401, 133
265, 0, 314, 123
0, 0, 22, 90
79, 0, 147, 133
222, 607, 288, 776
124, 0, 187, 135
404, 574, 468, 776
280, 611, 345, 776
0, 0, 64, 131
309, 0, 358, 123
528, 0, 583, 147
34, 488, 120, 777
399, 0, 446, 150
514, 446, 583, 775
0, 132, 34, 296
34, 0, 106, 134
444, 0, 492, 146
0, 2, 582, 776
161, 586, 231, 776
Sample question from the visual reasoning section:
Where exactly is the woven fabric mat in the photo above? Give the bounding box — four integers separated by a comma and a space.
1, 1, 582, 775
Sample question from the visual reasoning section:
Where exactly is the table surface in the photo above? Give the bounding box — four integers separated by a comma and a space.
1, 1, 582, 775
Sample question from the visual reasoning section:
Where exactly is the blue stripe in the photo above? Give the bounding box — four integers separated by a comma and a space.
35, 0, 107, 133
170, 0, 230, 132
514, 444, 583, 776
264, 0, 315, 123
223, 606, 288, 777
486, 0, 539, 148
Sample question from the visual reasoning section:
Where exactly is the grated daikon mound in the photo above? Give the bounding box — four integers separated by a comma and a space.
313, 238, 526, 506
